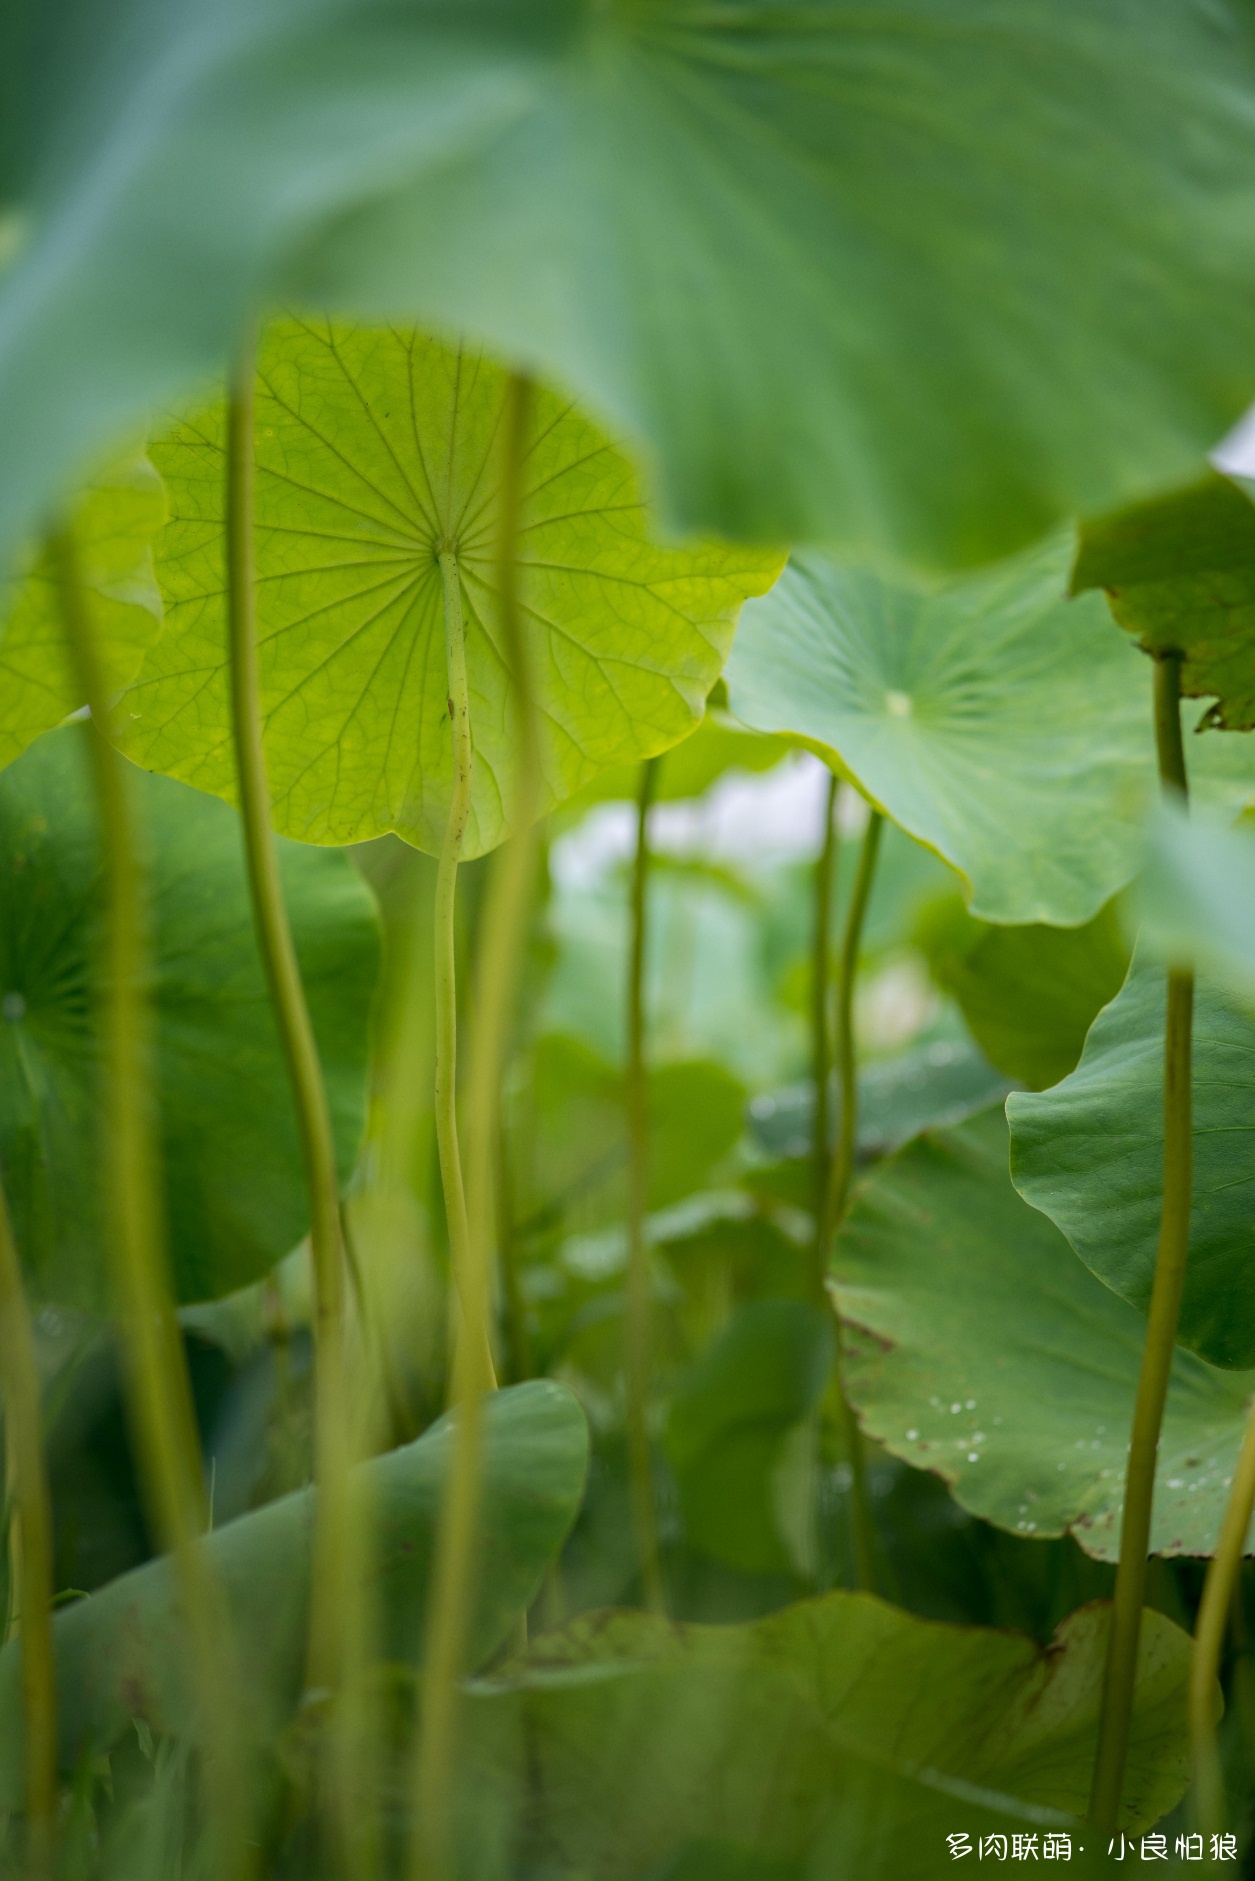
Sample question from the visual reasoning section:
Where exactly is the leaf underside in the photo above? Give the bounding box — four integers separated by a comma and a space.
460, 1592, 1191, 1873
122, 319, 782, 857
1074, 471, 1255, 729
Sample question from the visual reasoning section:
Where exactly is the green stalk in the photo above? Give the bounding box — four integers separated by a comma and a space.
823, 809, 883, 1240
0, 1184, 56, 1880
625, 754, 665, 1616
225, 339, 365, 1861
810, 770, 839, 1295
50, 528, 243, 1874
412, 374, 534, 1881
1089, 652, 1193, 1834
431, 546, 497, 1396
1190, 1397, 1255, 1839
821, 806, 882, 1595
411, 545, 479, 1881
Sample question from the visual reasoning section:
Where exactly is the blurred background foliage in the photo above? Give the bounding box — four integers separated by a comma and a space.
13, 724, 1166, 1647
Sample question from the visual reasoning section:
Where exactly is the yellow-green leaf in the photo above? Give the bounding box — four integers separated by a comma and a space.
120, 320, 783, 856
0, 456, 164, 773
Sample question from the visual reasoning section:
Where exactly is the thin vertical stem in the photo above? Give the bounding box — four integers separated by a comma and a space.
1089, 652, 1193, 1834
626, 754, 665, 1616
225, 336, 363, 1860
1190, 1397, 1255, 1840
821, 806, 883, 1595
50, 528, 243, 1875
411, 546, 479, 1881
810, 771, 839, 1298
0, 1185, 55, 1880
412, 374, 534, 1881
431, 548, 495, 1394
823, 809, 883, 1241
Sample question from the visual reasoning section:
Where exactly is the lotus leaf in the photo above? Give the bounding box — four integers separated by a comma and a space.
1009, 951, 1255, 1370
833, 1108, 1255, 1558
0, 726, 378, 1309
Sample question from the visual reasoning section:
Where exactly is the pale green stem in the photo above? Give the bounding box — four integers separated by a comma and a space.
821, 806, 882, 1595
1089, 652, 1193, 1833
225, 339, 367, 1868
50, 528, 244, 1876
411, 375, 533, 1881
1190, 1397, 1255, 1840
810, 771, 838, 1294
0, 1183, 56, 1881
626, 755, 666, 1616
823, 808, 883, 1241
431, 547, 495, 1394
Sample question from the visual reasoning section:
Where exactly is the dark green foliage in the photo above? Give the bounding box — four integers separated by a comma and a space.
513, 1035, 745, 1245
1010, 951, 1255, 1369
747, 1036, 1011, 1181
455, 1597, 1193, 1874
0, 728, 379, 1308
0, 1380, 589, 1810
915, 895, 1130, 1090
1075, 472, 1255, 729
10, 8, 1255, 1865
834, 1107, 1255, 1557
665, 1302, 833, 1577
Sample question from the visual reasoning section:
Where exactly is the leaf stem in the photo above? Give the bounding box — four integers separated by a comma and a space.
626, 754, 666, 1616
431, 545, 495, 1393
50, 527, 243, 1875
1190, 1396, 1255, 1839
412, 374, 534, 1881
810, 770, 839, 1295
0, 1183, 56, 1880
225, 336, 362, 1854
823, 808, 883, 1239
1089, 652, 1193, 1834
821, 804, 882, 1595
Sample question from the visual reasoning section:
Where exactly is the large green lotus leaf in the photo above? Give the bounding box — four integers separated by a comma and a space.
726, 537, 1148, 925
664, 1301, 834, 1577
458, 1595, 1192, 1874
296, 3, 1255, 575
1009, 951, 1255, 1370
117, 320, 781, 856
1073, 472, 1255, 730
0, 457, 164, 773
834, 1108, 1255, 1560
13, 7, 1255, 598
915, 895, 1130, 1090
0, 1380, 588, 1808
726, 534, 1255, 924
0, 726, 378, 1310
0, 0, 546, 605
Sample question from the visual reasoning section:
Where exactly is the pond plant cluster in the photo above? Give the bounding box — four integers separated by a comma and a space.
11, 3, 1255, 1877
